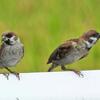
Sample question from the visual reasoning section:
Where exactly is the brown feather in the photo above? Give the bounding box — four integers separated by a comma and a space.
47, 39, 79, 64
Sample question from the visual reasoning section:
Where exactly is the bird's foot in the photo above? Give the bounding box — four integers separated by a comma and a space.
3, 73, 9, 80
12, 72, 20, 80
61, 66, 84, 78
73, 70, 84, 78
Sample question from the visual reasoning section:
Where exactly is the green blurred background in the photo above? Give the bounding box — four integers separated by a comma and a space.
0, 0, 100, 73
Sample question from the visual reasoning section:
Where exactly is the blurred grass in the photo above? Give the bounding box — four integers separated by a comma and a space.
0, 0, 100, 73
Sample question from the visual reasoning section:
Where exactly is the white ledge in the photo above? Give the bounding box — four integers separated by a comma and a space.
0, 70, 100, 100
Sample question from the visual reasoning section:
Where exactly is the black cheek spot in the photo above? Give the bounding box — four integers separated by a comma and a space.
88, 39, 93, 43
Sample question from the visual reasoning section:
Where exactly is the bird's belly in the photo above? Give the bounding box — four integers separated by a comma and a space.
0, 57, 20, 67
0, 45, 23, 67
56, 48, 88, 65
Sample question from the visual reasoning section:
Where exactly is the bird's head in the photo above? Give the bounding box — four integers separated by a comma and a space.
81, 30, 100, 48
2, 32, 20, 45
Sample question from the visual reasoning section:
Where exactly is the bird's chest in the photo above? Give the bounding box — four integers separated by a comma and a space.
3, 45, 21, 58
0, 45, 23, 67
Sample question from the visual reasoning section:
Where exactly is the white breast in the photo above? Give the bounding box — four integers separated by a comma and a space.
0, 43, 24, 67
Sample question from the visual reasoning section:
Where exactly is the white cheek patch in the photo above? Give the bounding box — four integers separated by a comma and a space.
84, 37, 98, 48
10, 36, 16, 44
10, 36, 20, 44
90, 37, 97, 43
10, 37, 14, 41
4, 37, 9, 41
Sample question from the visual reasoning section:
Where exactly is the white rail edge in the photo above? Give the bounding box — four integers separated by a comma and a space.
0, 70, 100, 100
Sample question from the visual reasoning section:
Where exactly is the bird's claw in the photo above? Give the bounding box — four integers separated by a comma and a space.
79, 72, 84, 78
3, 73, 9, 80
74, 70, 84, 78
12, 72, 20, 80
2, 72, 20, 80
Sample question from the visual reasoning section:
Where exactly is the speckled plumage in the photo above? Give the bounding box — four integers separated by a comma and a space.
0, 32, 24, 79
47, 30, 100, 76
47, 39, 88, 66
0, 43, 24, 67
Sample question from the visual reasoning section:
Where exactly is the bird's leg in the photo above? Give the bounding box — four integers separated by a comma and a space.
3, 73, 9, 80
4, 67, 20, 80
61, 65, 84, 77
48, 63, 57, 72
0, 68, 9, 80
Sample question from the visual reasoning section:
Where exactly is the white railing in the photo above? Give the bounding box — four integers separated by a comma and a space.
0, 70, 100, 100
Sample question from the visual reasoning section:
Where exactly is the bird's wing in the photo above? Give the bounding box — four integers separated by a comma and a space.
47, 40, 75, 64
0, 44, 6, 60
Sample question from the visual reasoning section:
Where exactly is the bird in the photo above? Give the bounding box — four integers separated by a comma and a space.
0, 32, 24, 79
47, 30, 100, 77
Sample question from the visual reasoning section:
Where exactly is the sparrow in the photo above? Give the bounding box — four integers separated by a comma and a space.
0, 32, 24, 79
47, 30, 100, 77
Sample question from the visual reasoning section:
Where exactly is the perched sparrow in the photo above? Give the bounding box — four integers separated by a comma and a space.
47, 30, 100, 77
0, 32, 24, 79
